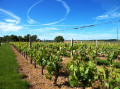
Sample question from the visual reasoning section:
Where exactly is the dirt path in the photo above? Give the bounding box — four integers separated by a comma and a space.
11, 45, 84, 89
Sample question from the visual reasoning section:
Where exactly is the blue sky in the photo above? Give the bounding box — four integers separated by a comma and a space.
0, 0, 120, 40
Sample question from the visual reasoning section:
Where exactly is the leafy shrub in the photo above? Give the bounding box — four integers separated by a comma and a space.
96, 58, 110, 65
113, 62, 120, 68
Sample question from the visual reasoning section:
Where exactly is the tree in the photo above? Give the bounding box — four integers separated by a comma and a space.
4, 35, 10, 42
36, 39, 41, 42
10, 35, 19, 42
24, 34, 30, 42
0, 34, 39, 42
31, 35, 37, 41
18, 36, 26, 42
0, 37, 3, 42
54, 36, 64, 42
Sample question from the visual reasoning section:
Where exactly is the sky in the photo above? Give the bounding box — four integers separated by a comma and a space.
0, 0, 120, 40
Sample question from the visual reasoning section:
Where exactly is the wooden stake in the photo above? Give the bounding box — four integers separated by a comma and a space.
26, 52, 27, 59
81, 41, 82, 44
34, 46, 36, 68
71, 38, 73, 56
29, 36, 32, 64
96, 40, 97, 48
29, 36, 31, 49
44, 39, 45, 47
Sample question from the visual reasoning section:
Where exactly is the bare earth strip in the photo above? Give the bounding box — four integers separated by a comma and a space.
11, 45, 85, 89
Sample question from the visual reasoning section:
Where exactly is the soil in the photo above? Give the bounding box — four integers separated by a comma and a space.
97, 56, 106, 60
11, 46, 90, 89
114, 59, 120, 63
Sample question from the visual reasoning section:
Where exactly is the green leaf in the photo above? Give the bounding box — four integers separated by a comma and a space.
70, 65, 74, 70
85, 68, 89, 74
105, 82, 109, 88
94, 75, 98, 80
69, 80, 75, 87
45, 74, 52, 80
69, 76, 73, 80
114, 87, 119, 89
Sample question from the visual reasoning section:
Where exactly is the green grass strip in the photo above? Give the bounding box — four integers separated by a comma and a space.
0, 43, 29, 89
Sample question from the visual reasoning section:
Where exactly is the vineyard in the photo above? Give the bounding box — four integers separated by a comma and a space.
10, 41, 120, 89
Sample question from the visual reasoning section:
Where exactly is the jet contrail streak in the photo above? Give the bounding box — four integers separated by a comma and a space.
27, 0, 44, 24
43, 0, 70, 25
27, 0, 70, 25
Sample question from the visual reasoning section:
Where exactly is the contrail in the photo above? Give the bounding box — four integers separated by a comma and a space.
43, 0, 70, 25
27, 0, 44, 24
27, 0, 70, 25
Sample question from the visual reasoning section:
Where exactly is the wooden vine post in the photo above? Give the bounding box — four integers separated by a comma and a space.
81, 41, 82, 44
96, 40, 98, 56
96, 40, 98, 48
29, 36, 32, 64
44, 39, 45, 47
29, 36, 32, 49
71, 38, 73, 57
26, 51, 27, 59
18, 40, 21, 53
34, 46, 36, 68
0, 41, 1, 46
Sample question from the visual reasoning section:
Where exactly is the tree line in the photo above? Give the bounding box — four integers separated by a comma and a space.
0, 34, 39, 42
0, 34, 65, 43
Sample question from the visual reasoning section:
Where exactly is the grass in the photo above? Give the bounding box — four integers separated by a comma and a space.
0, 43, 29, 89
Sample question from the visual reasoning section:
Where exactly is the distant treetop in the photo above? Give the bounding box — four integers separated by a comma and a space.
54, 36, 64, 42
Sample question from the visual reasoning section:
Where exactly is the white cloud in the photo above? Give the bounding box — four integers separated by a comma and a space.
0, 8, 20, 24
94, 6, 120, 20
28, 18, 37, 24
95, 12, 120, 20
38, 32, 77, 40
0, 8, 22, 32
95, 15, 109, 19
0, 22, 22, 32
24, 24, 83, 27
33, 29, 45, 32
5, 19, 19, 24
52, 24, 83, 27
45, 27, 58, 30
50, 32, 77, 36
30, 27, 58, 32
38, 32, 117, 40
